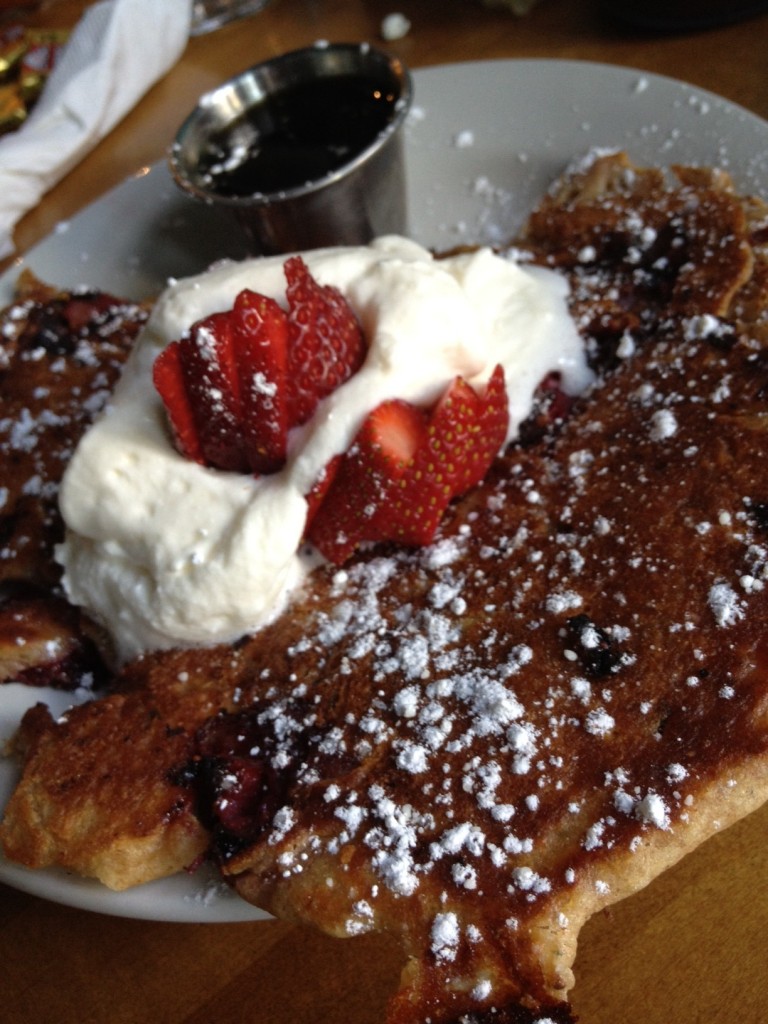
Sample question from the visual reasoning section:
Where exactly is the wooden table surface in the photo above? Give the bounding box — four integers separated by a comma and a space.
2, 1, 768, 1022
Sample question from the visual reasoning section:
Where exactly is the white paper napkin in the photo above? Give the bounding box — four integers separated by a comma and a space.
0, 0, 192, 259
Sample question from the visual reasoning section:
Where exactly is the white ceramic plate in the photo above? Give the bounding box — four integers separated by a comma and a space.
2, 58, 767, 921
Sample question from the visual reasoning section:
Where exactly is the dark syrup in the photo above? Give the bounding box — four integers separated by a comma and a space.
200, 75, 398, 198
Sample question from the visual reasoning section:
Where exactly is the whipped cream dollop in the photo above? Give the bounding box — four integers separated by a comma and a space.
57, 236, 591, 663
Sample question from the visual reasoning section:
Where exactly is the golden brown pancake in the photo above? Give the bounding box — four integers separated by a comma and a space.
2, 153, 768, 1023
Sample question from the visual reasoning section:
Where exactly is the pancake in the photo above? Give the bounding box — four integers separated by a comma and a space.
2, 152, 768, 1023
0, 270, 147, 686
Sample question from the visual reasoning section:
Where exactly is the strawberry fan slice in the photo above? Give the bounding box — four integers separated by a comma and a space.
307, 365, 509, 563
153, 257, 365, 475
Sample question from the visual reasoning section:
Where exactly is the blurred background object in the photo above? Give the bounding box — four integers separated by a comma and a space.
476, 0, 543, 11
598, 0, 768, 30
191, 0, 271, 36
0, 20, 67, 133
0, 0, 190, 257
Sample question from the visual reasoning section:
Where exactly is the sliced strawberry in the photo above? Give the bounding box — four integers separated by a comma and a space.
306, 400, 427, 563
231, 290, 290, 474
307, 367, 510, 561
460, 364, 509, 491
155, 260, 365, 475
303, 453, 342, 531
382, 366, 509, 546
370, 382, 470, 547
378, 465, 454, 547
421, 375, 485, 496
175, 311, 247, 473
154, 299, 289, 475
284, 255, 365, 426
153, 342, 205, 465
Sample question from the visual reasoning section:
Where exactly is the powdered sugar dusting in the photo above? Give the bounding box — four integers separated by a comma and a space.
208, 162, 768, 1011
